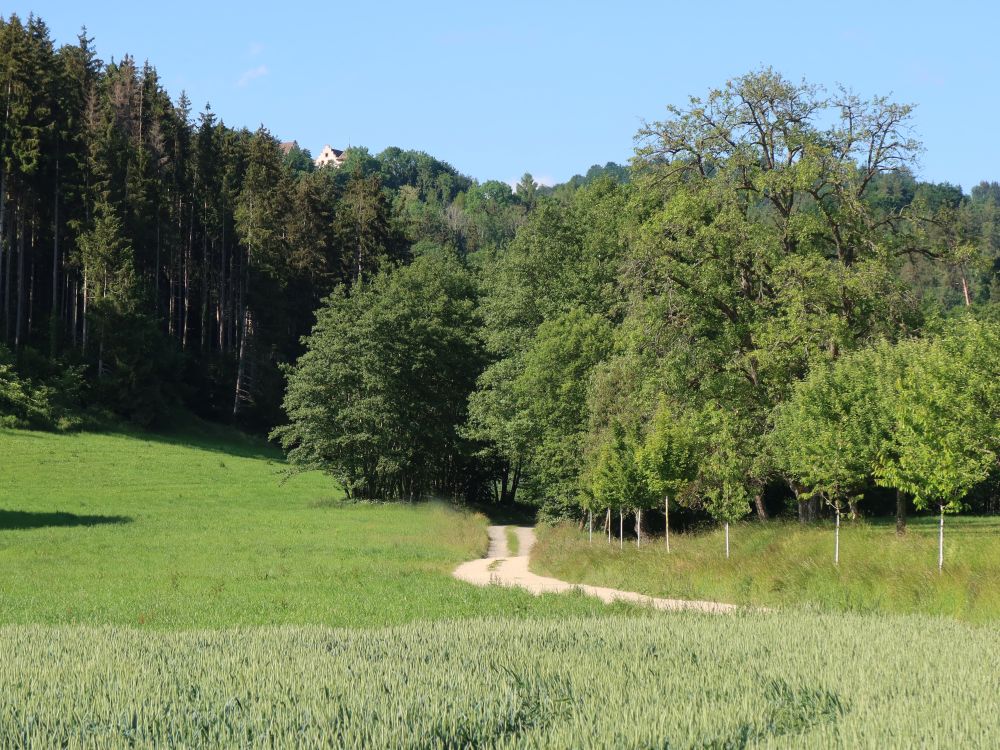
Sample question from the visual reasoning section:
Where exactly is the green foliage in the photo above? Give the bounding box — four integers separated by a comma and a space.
771, 347, 891, 509
638, 397, 702, 510
0, 344, 85, 429
274, 250, 484, 499
589, 422, 645, 512
514, 308, 613, 515
698, 404, 755, 523
468, 179, 629, 514
875, 322, 1000, 513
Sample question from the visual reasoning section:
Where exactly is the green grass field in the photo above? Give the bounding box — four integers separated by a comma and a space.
0, 426, 613, 628
532, 517, 1000, 621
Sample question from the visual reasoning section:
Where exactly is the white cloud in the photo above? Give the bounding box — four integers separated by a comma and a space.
249, 42, 264, 57
237, 65, 268, 88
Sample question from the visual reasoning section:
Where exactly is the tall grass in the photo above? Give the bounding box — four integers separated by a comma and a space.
2, 612, 998, 747
533, 518, 1000, 621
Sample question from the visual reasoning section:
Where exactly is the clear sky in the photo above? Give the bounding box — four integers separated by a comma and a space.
13, 0, 998, 189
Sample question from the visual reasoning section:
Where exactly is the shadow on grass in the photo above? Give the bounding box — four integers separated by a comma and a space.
0, 509, 132, 531
97, 421, 281, 462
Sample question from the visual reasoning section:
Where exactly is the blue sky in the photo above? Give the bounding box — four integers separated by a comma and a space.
15, 0, 998, 189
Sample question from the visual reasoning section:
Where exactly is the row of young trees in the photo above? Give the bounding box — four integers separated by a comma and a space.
0, 13, 537, 430
588, 318, 1000, 568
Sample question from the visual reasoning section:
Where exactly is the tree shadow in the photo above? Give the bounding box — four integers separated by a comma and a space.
470, 501, 538, 526
0, 509, 133, 531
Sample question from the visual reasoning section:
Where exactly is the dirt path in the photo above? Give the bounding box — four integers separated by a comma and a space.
453, 525, 738, 614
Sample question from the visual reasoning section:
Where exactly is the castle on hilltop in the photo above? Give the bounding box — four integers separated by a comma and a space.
314, 145, 346, 169
280, 141, 347, 169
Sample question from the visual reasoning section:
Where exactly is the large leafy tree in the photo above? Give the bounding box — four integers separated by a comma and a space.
274, 248, 483, 500
627, 68, 922, 519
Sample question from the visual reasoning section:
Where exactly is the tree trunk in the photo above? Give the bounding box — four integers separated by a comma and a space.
510, 464, 521, 503
70, 279, 78, 347
619, 510, 623, 550
895, 490, 907, 536
588, 510, 592, 544
635, 509, 642, 548
3, 201, 11, 343
0, 172, 6, 342
155, 219, 161, 321
724, 522, 730, 559
795, 486, 806, 522
233, 305, 250, 416
51, 160, 59, 356
81, 266, 88, 350
14, 210, 24, 348
606, 508, 611, 545
753, 493, 768, 521
961, 274, 971, 307
182, 208, 192, 349
847, 497, 859, 521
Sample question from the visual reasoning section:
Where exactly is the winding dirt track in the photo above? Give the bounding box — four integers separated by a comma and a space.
453, 526, 737, 614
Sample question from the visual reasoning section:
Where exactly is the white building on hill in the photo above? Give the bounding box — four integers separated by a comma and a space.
314, 145, 346, 169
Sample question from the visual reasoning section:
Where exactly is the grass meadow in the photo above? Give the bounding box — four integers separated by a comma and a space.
0, 426, 612, 627
533, 516, 1000, 621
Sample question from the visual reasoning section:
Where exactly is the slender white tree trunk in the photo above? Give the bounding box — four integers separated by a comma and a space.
834, 505, 840, 566
619, 510, 623, 550
725, 522, 730, 559
636, 509, 641, 548
588, 510, 592, 545
607, 508, 611, 545
939, 505, 945, 573
664, 494, 670, 553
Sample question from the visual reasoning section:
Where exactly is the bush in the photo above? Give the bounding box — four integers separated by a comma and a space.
0, 345, 86, 430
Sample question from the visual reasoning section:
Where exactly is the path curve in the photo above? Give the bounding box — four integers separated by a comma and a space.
454, 526, 738, 614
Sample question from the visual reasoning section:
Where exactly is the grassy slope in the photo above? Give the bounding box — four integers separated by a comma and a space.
0, 426, 611, 628
532, 518, 1000, 621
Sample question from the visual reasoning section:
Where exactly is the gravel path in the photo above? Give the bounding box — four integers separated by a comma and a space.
453, 525, 738, 614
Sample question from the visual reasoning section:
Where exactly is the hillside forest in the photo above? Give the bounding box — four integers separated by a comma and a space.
2, 13, 999, 534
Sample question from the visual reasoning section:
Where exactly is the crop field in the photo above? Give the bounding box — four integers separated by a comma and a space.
0, 427, 611, 627
533, 518, 1000, 621
3, 611, 999, 748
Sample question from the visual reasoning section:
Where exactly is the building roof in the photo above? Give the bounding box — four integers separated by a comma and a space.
279, 140, 299, 156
